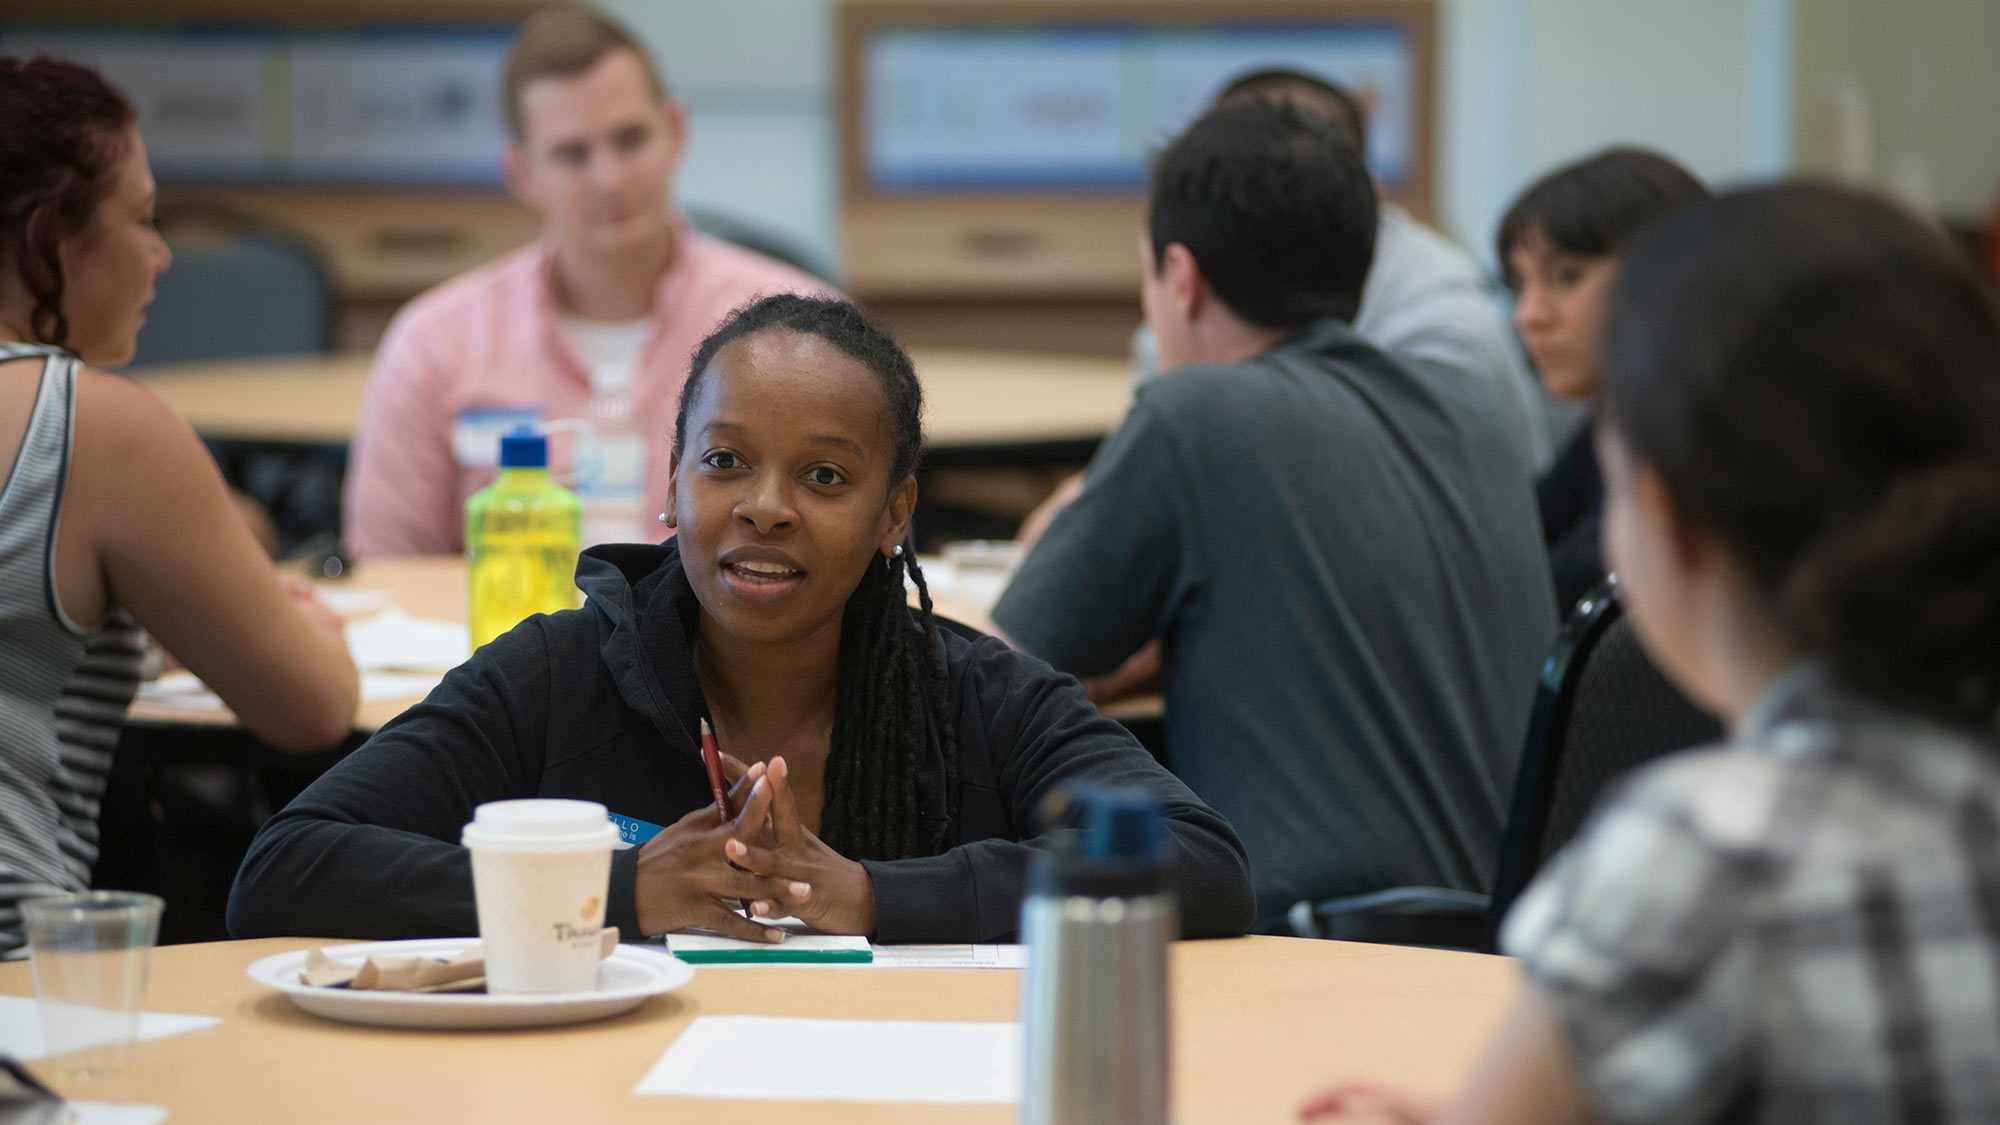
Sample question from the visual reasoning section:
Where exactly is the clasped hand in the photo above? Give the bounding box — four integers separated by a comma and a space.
632, 755, 876, 943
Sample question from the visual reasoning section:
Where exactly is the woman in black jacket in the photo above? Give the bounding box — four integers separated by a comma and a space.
1497, 148, 1709, 616
228, 295, 1254, 945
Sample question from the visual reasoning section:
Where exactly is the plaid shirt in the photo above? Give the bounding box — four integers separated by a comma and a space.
1503, 665, 2000, 1123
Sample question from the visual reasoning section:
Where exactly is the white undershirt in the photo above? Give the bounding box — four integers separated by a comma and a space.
558, 316, 653, 546
560, 315, 652, 398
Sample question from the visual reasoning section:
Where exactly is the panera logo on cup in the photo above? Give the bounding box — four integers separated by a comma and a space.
553, 895, 605, 946
462, 800, 621, 995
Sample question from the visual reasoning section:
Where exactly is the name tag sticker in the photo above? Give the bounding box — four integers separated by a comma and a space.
452, 407, 543, 469
608, 811, 666, 851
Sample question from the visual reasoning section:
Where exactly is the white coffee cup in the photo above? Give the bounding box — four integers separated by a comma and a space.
461, 799, 621, 994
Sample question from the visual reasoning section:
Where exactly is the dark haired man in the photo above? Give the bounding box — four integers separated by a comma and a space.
995, 101, 1556, 929
345, 7, 827, 557
1134, 69, 1553, 469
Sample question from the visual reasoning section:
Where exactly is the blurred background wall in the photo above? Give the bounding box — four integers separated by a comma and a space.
8, 0, 1996, 339
614, 0, 1997, 275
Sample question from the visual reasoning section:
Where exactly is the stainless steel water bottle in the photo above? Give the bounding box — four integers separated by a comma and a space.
1019, 788, 1177, 1125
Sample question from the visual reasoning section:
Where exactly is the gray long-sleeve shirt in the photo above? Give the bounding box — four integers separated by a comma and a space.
997, 318, 1555, 926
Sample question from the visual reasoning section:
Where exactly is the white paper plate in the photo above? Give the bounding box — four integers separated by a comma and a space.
247, 938, 693, 1030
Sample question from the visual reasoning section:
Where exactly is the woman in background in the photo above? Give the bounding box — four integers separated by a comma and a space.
1303, 184, 2000, 1122
0, 57, 358, 955
1497, 147, 1706, 615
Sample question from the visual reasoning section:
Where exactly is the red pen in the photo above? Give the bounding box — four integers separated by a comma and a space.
700, 718, 754, 916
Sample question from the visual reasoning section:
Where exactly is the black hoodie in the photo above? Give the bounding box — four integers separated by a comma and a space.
228, 541, 1254, 943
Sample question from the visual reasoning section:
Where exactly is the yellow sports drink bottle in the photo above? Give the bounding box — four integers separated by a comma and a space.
465, 426, 582, 651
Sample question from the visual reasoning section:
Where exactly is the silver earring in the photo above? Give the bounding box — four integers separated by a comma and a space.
658, 512, 670, 525
891, 545, 904, 558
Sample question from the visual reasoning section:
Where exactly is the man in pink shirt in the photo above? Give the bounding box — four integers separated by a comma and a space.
344, 7, 828, 557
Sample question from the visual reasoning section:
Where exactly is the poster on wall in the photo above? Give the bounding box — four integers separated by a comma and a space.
0, 30, 273, 179
866, 22, 1418, 194
286, 31, 510, 184
0, 23, 512, 187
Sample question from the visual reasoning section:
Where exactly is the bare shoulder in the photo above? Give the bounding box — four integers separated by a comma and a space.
69, 366, 209, 484
74, 365, 190, 436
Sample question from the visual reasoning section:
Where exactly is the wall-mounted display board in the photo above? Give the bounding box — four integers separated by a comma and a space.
2, 5, 542, 350
0, 23, 515, 187
840, 0, 1436, 305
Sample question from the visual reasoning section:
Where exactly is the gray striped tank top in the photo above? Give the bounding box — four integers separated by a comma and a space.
0, 343, 144, 956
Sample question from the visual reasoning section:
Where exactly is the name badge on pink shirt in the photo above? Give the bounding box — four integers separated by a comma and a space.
451, 407, 543, 469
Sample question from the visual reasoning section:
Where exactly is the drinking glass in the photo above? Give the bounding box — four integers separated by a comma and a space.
21, 891, 164, 1080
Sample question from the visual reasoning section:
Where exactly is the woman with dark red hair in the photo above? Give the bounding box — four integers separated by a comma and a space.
0, 57, 358, 955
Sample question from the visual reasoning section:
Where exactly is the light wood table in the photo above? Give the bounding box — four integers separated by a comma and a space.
0, 935, 1516, 1122
126, 348, 1133, 451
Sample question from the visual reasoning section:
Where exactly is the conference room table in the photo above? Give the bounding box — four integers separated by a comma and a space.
127, 347, 1135, 462
0, 934, 1517, 1122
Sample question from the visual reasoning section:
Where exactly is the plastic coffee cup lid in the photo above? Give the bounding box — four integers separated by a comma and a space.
461, 799, 621, 853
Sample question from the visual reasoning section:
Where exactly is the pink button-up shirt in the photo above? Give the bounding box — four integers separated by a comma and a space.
343, 227, 831, 557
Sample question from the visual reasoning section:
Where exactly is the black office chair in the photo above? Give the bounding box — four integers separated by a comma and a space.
1289, 578, 1724, 950
1285, 884, 1491, 949
128, 208, 344, 556
131, 212, 335, 366
686, 206, 833, 283
1481, 577, 1724, 947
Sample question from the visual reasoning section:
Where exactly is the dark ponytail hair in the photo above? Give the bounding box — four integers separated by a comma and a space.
0, 57, 136, 348
675, 295, 959, 859
1496, 147, 1708, 289
1606, 182, 2000, 725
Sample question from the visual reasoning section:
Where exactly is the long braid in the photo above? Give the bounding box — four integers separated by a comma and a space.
904, 550, 960, 838
676, 294, 963, 862
821, 544, 949, 859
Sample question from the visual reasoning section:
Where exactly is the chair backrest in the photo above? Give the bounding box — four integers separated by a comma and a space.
130, 224, 334, 366
1485, 578, 1724, 946
685, 206, 832, 283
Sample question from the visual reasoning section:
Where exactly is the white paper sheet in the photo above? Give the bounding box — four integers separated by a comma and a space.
343, 609, 470, 672
866, 944, 1028, 969
359, 672, 447, 702
635, 1016, 1021, 1102
674, 942, 1027, 969
313, 586, 393, 615
137, 670, 441, 711
70, 1104, 171, 1125
665, 929, 871, 958
135, 672, 228, 711
0, 995, 219, 1060
652, 918, 1022, 969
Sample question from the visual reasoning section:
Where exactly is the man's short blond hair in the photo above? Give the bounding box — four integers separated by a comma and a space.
502, 6, 667, 139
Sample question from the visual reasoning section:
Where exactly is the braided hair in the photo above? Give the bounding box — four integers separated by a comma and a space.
675, 294, 959, 860
0, 58, 137, 348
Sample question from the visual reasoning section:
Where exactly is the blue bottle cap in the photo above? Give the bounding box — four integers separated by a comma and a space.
498, 426, 547, 469
1025, 787, 1171, 899
1077, 788, 1169, 862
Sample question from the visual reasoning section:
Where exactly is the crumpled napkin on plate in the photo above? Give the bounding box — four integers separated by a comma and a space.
300, 929, 621, 993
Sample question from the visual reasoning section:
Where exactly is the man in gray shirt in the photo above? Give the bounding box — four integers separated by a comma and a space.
1132, 70, 1558, 471
993, 100, 1555, 928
